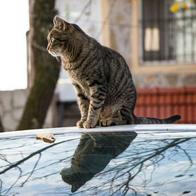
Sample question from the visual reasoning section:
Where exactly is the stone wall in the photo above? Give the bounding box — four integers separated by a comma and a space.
134, 73, 196, 88
0, 89, 53, 131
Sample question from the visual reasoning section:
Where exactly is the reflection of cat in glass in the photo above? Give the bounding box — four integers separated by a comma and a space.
60, 132, 137, 192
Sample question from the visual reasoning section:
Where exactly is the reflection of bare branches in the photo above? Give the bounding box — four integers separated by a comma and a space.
125, 139, 191, 194
34, 171, 59, 180
0, 139, 75, 175
23, 155, 72, 179
108, 139, 190, 190
20, 153, 41, 187
176, 143, 193, 165
0, 151, 23, 195
0, 133, 195, 196
0, 137, 79, 195
74, 138, 193, 196
0, 154, 23, 178
0, 143, 26, 152
2, 164, 22, 195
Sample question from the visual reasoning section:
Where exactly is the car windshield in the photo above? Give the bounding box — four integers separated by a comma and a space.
0, 127, 196, 196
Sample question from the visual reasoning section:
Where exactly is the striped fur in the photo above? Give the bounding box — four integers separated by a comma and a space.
47, 16, 181, 128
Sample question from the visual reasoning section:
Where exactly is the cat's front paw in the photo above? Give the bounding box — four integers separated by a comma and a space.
76, 119, 85, 128
83, 120, 97, 129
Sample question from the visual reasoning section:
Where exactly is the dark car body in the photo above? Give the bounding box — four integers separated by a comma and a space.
0, 125, 196, 196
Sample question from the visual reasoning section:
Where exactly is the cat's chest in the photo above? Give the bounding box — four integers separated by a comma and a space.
68, 71, 90, 95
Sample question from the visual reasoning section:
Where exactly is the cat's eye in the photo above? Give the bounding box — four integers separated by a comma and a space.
51, 37, 55, 42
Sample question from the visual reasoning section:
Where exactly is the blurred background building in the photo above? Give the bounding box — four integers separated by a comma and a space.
0, 0, 196, 131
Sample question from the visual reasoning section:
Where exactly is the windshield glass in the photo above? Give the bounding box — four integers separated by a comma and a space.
0, 130, 196, 196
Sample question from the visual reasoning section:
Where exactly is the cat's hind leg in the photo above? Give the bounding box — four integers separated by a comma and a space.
120, 105, 136, 124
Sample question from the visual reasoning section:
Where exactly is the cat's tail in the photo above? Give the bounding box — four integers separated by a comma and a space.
135, 115, 181, 124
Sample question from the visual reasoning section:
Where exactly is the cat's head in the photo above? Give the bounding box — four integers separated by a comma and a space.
60, 167, 93, 193
47, 16, 86, 57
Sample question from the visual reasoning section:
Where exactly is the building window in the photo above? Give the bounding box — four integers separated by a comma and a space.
141, 0, 196, 64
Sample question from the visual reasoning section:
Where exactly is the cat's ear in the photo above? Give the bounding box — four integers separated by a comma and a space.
53, 16, 70, 30
71, 184, 82, 193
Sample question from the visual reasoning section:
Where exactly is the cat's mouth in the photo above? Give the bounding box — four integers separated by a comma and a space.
47, 48, 58, 57
47, 44, 57, 57
49, 50, 57, 57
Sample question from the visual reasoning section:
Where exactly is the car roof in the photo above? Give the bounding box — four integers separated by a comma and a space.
0, 125, 196, 196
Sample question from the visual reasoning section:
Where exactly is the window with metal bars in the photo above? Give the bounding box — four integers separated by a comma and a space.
141, 0, 196, 64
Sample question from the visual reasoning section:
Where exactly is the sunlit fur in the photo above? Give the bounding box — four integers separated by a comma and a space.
47, 16, 181, 128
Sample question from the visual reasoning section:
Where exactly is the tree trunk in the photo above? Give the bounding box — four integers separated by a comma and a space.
0, 116, 4, 132
17, 0, 60, 130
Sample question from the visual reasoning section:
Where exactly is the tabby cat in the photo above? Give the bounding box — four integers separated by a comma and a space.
47, 16, 181, 128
